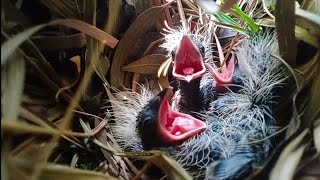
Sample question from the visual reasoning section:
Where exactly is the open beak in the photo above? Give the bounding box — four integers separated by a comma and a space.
157, 87, 207, 144
206, 53, 236, 91
173, 35, 206, 82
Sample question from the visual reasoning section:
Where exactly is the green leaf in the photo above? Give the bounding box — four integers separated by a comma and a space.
216, 11, 240, 27
233, 5, 260, 33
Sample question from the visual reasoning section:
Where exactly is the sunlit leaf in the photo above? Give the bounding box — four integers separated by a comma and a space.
315, 118, 320, 152
233, 5, 260, 33
1, 52, 25, 120
122, 54, 169, 74
1, 24, 46, 66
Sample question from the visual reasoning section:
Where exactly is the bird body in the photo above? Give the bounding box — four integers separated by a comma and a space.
107, 30, 286, 179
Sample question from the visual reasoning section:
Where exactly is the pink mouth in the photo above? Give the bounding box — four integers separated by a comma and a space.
173, 35, 206, 82
206, 53, 236, 92
157, 89, 207, 143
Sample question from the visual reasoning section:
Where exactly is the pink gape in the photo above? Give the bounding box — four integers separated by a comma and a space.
157, 88, 207, 143
206, 54, 236, 92
172, 35, 206, 82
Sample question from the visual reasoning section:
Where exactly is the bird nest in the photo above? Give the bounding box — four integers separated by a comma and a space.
1, 0, 319, 180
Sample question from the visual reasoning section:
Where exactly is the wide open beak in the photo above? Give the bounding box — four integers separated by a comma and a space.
206, 53, 236, 88
157, 87, 207, 144
173, 35, 206, 82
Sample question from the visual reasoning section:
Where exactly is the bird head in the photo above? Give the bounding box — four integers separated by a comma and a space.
136, 87, 207, 150
172, 35, 206, 82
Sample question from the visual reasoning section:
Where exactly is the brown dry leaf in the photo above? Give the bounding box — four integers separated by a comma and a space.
10, 156, 117, 180
138, 150, 192, 180
49, 19, 118, 48
69, 55, 81, 73
93, 118, 138, 179
158, 74, 170, 90
55, 55, 82, 99
110, 4, 169, 88
40, 0, 84, 19
295, 26, 319, 48
2, 19, 118, 66
275, 0, 297, 67
31, 33, 86, 51
254, 17, 319, 48
40, 163, 117, 180
122, 54, 169, 74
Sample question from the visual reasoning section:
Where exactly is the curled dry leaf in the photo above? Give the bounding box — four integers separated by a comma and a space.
55, 55, 81, 99
110, 4, 169, 88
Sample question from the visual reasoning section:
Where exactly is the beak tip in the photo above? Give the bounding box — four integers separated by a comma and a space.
185, 76, 193, 82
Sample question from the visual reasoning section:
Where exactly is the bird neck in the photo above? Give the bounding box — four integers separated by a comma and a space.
178, 78, 202, 115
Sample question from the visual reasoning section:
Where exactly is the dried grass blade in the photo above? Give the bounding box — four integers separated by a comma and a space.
2, 19, 118, 66
270, 129, 309, 180
1, 52, 25, 120
1, 24, 46, 66
49, 19, 118, 48
122, 54, 168, 74
40, 163, 117, 180
31, 33, 86, 51
275, 0, 297, 67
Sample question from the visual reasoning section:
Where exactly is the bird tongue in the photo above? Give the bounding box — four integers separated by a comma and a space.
173, 35, 206, 82
158, 89, 207, 144
170, 116, 203, 135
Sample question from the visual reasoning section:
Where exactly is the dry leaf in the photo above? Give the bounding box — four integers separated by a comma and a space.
110, 4, 169, 88
122, 54, 169, 74
275, 0, 297, 67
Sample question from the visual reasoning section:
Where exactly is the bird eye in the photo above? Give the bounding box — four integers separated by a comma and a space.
171, 47, 177, 57
197, 44, 205, 55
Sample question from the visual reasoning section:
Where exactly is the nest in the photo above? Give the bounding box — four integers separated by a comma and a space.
1, 0, 319, 180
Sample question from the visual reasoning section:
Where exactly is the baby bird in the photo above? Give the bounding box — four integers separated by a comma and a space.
107, 28, 286, 180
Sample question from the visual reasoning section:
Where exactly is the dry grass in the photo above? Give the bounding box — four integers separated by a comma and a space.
1, 0, 319, 180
